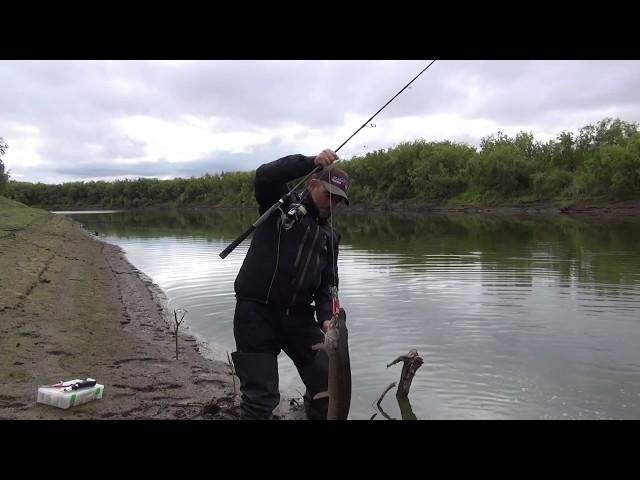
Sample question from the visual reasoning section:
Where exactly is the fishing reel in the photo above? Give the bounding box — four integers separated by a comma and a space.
279, 192, 308, 231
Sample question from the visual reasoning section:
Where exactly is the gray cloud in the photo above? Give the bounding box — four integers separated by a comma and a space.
2, 60, 639, 184
23, 138, 294, 183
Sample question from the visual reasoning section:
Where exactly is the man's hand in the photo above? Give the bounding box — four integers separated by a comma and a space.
321, 319, 332, 333
314, 149, 338, 168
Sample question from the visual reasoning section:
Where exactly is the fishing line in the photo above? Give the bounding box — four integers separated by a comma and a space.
324, 60, 437, 311
219, 60, 437, 259
333, 59, 436, 156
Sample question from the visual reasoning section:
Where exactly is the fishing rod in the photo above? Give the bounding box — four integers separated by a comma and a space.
219, 60, 437, 259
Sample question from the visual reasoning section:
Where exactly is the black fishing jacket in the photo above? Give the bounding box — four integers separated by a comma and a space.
234, 154, 340, 326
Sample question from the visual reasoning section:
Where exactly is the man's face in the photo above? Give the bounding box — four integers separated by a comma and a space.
308, 179, 344, 218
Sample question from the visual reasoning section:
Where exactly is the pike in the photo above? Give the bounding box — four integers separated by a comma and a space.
312, 307, 351, 420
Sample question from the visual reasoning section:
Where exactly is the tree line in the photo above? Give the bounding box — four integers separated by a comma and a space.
5, 117, 640, 209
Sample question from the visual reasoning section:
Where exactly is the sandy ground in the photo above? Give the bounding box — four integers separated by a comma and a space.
0, 198, 305, 420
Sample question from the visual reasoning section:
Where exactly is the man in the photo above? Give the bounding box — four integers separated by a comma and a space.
231, 148, 349, 420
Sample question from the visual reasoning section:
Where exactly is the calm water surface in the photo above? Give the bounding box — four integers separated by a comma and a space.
61, 209, 640, 420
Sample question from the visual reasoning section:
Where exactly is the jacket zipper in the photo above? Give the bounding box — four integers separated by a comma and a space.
293, 224, 311, 271
289, 223, 320, 309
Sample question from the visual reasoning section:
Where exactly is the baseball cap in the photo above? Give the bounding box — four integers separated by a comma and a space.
313, 167, 349, 205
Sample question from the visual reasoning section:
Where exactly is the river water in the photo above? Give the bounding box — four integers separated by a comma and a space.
60, 209, 640, 420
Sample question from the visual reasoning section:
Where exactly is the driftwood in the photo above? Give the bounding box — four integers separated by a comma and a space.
375, 348, 423, 420
373, 381, 417, 421
372, 382, 398, 420
377, 403, 397, 420
387, 349, 424, 398
371, 349, 424, 420
376, 382, 397, 409
397, 396, 417, 420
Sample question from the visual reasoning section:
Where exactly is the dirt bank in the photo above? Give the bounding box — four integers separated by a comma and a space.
28, 198, 640, 217
0, 197, 304, 420
344, 199, 640, 216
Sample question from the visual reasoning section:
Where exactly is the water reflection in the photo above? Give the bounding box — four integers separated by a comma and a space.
68, 208, 640, 419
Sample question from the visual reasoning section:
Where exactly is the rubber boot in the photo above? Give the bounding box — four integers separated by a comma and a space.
231, 351, 280, 420
297, 350, 330, 420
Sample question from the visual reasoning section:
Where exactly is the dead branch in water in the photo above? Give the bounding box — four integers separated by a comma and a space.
373, 350, 423, 420
387, 349, 424, 398
386, 348, 419, 368
376, 382, 397, 409
374, 381, 398, 420
397, 355, 423, 398
397, 396, 417, 420
173, 308, 187, 360
377, 402, 397, 421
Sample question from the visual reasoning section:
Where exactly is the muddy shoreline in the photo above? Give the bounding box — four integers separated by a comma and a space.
0, 203, 305, 420
39, 198, 640, 217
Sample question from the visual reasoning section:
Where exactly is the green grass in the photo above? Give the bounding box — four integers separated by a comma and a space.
0, 196, 47, 234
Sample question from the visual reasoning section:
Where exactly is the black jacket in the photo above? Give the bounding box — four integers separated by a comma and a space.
234, 154, 340, 325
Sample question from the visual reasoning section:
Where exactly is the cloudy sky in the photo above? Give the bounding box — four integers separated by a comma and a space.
1, 60, 639, 184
